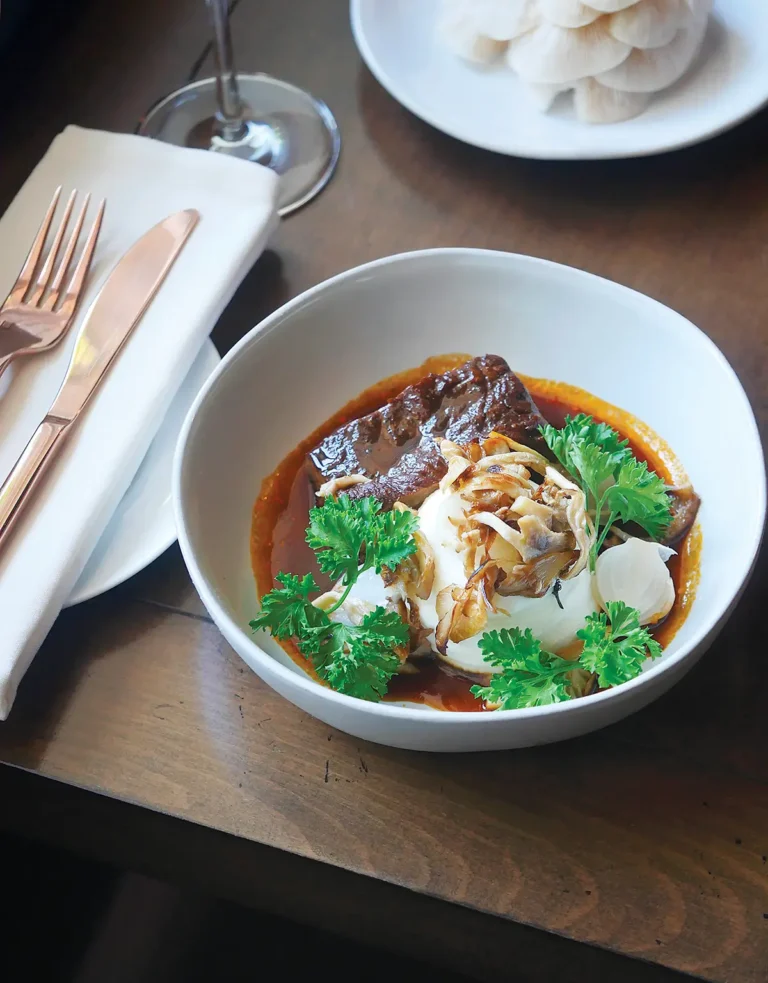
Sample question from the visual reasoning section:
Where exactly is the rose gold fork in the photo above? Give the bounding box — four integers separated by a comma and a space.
0, 187, 105, 381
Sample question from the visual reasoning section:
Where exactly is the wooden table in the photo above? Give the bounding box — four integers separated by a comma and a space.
1, 2, 767, 981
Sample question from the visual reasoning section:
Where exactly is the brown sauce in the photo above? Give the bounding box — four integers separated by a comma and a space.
388, 660, 486, 712
251, 359, 701, 709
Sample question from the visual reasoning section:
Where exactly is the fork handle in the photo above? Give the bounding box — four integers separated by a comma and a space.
0, 417, 70, 552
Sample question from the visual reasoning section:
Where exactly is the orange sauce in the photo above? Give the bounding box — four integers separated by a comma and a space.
251, 360, 701, 708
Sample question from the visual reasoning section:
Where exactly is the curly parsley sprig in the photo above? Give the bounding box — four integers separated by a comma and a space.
471, 601, 661, 710
541, 414, 672, 568
306, 494, 418, 611
470, 628, 577, 709
250, 494, 418, 702
577, 600, 663, 688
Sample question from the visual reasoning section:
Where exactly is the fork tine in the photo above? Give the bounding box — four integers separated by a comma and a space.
41, 192, 89, 312
6, 186, 62, 306
26, 189, 77, 308
57, 198, 105, 317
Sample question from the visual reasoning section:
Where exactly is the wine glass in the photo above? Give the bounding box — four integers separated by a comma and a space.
137, 0, 340, 216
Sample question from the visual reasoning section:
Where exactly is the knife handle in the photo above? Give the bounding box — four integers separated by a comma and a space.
0, 416, 69, 552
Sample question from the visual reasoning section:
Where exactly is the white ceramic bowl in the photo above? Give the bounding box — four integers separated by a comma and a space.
174, 250, 765, 752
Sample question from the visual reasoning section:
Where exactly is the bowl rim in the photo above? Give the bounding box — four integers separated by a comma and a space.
173, 247, 766, 725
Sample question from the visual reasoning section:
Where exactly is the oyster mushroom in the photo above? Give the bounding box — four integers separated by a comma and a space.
512, 495, 557, 523
608, 0, 692, 50
574, 77, 651, 122
508, 18, 632, 85
476, 0, 540, 41
316, 474, 371, 498
588, 0, 643, 11
435, 583, 489, 655
473, 510, 574, 563
541, 466, 593, 577
389, 595, 431, 665
438, 0, 712, 124
487, 433, 553, 475
520, 80, 569, 111
379, 502, 436, 601
596, 0, 710, 92
460, 468, 536, 502
437, 0, 541, 63
437, 6, 509, 63
438, 441, 475, 491
497, 550, 577, 597
520, 513, 575, 560
382, 527, 436, 601
539, 0, 603, 29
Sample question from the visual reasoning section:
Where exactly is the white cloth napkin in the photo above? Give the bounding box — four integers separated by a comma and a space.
0, 125, 279, 718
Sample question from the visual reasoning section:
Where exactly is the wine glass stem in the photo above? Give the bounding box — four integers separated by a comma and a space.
206, 0, 247, 141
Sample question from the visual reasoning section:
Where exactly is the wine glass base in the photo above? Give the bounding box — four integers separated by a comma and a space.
138, 75, 341, 216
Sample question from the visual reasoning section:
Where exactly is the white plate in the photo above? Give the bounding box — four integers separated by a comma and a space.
66, 340, 220, 607
351, 0, 768, 160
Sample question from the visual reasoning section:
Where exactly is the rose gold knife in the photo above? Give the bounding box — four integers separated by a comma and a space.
0, 208, 199, 553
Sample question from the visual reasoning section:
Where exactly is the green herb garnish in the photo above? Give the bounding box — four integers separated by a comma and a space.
471, 600, 661, 710
252, 572, 326, 640
577, 600, 663, 689
306, 493, 418, 608
540, 413, 671, 566
470, 628, 577, 709
303, 608, 411, 702
250, 494, 418, 702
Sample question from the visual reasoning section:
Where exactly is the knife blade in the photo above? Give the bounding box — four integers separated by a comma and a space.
0, 208, 199, 551
48, 208, 199, 423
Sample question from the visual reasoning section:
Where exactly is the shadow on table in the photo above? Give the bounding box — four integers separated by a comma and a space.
211, 249, 290, 356
0, 587, 166, 769
355, 61, 768, 210
1, 829, 480, 983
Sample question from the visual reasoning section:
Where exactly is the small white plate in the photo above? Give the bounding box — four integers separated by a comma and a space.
66, 340, 220, 607
351, 0, 768, 160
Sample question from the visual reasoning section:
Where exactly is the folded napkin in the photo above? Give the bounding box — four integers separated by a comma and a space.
0, 125, 279, 718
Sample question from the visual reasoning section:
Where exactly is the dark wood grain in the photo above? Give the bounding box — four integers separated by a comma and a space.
2, 595, 767, 982
1, 768, 696, 983
1, 1, 767, 981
